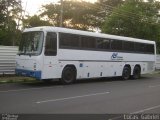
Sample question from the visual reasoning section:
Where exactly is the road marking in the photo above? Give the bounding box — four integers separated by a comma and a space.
0, 86, 63, 93
131, 104, 160, 114
149, 84, 160, 88
36, 91, 110, 104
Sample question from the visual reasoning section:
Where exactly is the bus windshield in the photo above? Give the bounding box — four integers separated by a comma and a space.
19, 31, 44, 56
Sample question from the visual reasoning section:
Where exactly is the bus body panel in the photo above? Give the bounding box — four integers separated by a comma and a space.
58, 49, 155, 78
42, 56, 61, 79
15, 55, 43, 79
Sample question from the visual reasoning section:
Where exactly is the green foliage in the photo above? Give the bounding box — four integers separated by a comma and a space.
102, 0, 160, 52
1, 0, 160, 52
0, 0, 22, 46
39, 0, 124, 30
40, 1, 105, 30
23, 15, 52, 28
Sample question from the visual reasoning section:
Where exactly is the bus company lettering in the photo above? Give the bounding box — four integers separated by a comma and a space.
111, 53, 123, 60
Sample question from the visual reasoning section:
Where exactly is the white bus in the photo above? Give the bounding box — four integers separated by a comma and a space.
15, 26, 156, 84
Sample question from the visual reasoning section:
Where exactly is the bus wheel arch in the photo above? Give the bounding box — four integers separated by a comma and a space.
60, 65, 77, 85
132, 65, 141, 79
122, 64, 131, 80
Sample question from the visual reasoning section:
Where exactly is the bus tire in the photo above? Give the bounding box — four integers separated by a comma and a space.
122, 66, 131, 80
133, 66, 141, 79
60, 66, 76, 85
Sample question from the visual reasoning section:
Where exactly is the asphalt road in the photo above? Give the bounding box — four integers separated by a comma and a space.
0, 75, 160, 114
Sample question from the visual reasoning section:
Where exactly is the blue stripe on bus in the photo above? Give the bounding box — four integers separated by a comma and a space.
15, 69, 41, 80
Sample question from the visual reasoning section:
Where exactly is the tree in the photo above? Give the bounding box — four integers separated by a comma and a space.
102, 0, 160, 52
40, 0, 105, 30
39, 0, 123, 30
23, 15, 52, 28
96, 0, 123, 19
92, 0, 124, 31
0, 0, 23, 46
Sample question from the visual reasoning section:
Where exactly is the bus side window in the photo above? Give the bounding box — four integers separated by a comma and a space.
45, 32, 57, 56
122, 41, 134, 52
146, 44, 155, 54
97, 38, 110, 50
81, 36, 96, 49
111, 40, 122, 51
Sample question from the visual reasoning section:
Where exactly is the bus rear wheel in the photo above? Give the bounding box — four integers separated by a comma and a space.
133, 66, 141, 79
60, 66, 76, 85
122, 66, 131, 80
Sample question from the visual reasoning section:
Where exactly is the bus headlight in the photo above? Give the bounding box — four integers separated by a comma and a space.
16, 62, 19, 67
33, 63, 36, 70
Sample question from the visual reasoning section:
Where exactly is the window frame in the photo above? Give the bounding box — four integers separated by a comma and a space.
58, 32, 155, 54
18, 31, 44, 56
44, 32, 57, 56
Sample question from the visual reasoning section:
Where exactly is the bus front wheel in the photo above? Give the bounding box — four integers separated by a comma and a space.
60, 66, 76, 85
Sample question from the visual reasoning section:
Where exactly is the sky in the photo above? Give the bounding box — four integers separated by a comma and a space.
22, 0, 97, 16
22, 0, 59, 16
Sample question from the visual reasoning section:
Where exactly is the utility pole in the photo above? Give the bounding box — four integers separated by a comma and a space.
60, 0, 63, 27
22, 1, 28, 22
6, 0, 9, 30
16, 0, 22, 30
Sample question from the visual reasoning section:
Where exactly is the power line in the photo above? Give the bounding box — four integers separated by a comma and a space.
40, 0, 159, 26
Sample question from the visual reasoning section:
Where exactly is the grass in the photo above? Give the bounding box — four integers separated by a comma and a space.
144, 70, 160, 77
0, 75, 38, 84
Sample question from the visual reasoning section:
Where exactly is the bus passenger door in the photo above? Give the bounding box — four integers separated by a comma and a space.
43, 32, 59, 79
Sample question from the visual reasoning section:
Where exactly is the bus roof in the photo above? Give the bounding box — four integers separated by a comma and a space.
24, 26, 155, 44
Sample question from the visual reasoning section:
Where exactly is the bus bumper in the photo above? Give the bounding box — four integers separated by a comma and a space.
15, 69, 41, 80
